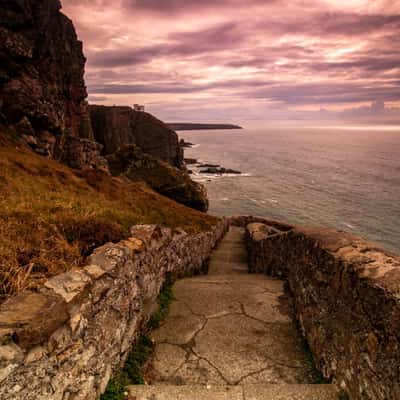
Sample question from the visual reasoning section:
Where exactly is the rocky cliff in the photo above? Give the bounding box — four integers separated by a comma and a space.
90, 105, 184, 168
0, 0, 208, 211
0, 0, 96, 160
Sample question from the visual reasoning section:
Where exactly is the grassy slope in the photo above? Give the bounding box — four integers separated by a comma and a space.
0, 131, 218, 301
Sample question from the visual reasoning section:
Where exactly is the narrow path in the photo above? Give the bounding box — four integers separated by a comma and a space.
128, 227, 337, 399
146, 227, 310, 385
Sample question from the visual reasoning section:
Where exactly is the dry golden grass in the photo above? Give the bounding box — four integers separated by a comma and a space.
0, 131, 218, 301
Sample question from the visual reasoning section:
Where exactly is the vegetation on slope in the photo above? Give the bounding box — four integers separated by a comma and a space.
0, 130, 218, 301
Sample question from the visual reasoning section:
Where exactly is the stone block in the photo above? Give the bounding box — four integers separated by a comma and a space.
45, 269, 92, 304
88, 243, 130, 273
0, 291, 68, 350
83, 264, 107, 280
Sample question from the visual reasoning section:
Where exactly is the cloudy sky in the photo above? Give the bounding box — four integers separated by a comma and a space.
62, 0, 400, 124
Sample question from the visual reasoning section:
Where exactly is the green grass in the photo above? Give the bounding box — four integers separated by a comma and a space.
99, 379, 126, 400
101, 274, 175, 399
148, 273, 174, 329
303, 340, 329, 384
338, 390, 349, 400
100, 335, 154, 400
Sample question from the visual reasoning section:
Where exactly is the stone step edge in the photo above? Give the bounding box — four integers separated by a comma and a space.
127, 383, 339, 400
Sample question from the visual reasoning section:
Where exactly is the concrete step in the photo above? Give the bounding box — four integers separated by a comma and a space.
127, 384, 338, 400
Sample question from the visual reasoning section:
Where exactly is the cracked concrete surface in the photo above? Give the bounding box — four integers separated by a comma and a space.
146, 227, 311, 386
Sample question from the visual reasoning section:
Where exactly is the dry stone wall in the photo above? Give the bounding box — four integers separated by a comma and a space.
245, 221, 400, 400
0, 220, 228, 400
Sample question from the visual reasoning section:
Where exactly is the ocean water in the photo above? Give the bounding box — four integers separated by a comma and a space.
181, 125, 400, 254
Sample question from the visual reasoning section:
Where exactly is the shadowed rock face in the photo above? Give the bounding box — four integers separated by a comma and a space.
107, 145, 208, 212
90, 105, 184, 168
0, 0, 94, 157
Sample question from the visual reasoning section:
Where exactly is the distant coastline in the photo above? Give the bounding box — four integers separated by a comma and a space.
168, 123, 243, 131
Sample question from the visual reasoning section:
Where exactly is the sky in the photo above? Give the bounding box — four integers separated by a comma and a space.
61, 0, 400, 124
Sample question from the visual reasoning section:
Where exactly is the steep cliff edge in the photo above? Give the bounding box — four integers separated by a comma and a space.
90, 105, 184, 168
0, 0, 97, 163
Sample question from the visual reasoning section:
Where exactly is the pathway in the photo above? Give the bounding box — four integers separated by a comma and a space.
128, 227, 337, 399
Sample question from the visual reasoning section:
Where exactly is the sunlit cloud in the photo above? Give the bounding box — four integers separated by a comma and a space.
61, 0, 400, 123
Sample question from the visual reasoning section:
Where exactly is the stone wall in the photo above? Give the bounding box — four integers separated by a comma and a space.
0, 220, 228, 400
245, 221, 400, 400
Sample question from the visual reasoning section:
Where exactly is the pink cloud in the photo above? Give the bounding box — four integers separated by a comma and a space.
61, 0, 400, 122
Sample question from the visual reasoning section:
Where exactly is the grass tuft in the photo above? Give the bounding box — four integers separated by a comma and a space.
338, 390, 349, 400
302, 339, 329, 384
148, 273, 174, 329
100, 335, 154, 400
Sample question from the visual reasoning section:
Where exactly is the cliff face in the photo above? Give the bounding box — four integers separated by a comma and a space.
0, 0, 95, 159
90, 105, 184, 168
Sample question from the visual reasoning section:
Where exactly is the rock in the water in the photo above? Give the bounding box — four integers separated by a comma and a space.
90, 105, 184, 168
199, 163, 220, 168
184, 158, 198, 165
200, 167, 241, 175
179, 139, 195, 148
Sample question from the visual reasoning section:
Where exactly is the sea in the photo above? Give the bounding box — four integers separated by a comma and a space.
180, 124, 400, 254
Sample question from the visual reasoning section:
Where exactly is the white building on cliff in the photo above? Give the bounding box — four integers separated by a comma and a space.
133, 104, 145, 112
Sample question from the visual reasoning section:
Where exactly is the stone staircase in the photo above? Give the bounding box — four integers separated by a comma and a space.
127, 227, 337, 400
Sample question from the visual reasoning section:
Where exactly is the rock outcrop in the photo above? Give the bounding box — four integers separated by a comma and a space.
0, 0, 97, 162
90, 105, 184, 168
107, 145, 209, 212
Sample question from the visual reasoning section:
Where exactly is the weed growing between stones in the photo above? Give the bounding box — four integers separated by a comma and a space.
303, 339, 329, 384
338, 390, 350, 400
100, 274, 174, 399
148, 273, 174, 329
